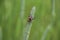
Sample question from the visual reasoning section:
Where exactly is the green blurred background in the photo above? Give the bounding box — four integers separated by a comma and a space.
0, 0, 60, 40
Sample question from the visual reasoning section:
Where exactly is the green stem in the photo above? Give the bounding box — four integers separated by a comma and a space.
24, 6, 36, 40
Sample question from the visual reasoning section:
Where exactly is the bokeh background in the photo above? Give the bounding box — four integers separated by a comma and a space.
0, 0, 60, 40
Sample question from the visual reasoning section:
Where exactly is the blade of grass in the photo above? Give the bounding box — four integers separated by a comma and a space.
0, 27, 2, 40
20, 0, 25, 19
20, 0, 25, 40
41, 0, 55, 40
23, 6, 36, 40
41, 24, 52, 40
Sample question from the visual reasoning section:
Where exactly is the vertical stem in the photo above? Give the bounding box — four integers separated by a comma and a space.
24, 22, 32, 40
41, 0, 55, 40
20, 0, 25, 19
52, 0, 55, 17
0, 27, 2, 40
20, 0, 25, 40
24, 6, 36, 40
